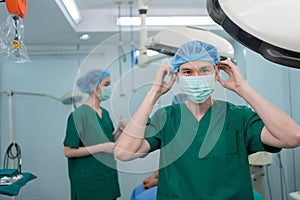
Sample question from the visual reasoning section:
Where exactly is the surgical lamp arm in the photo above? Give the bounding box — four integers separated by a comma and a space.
11, 91, 61, 101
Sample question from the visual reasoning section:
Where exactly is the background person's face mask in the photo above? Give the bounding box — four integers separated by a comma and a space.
97, 86, 112, 101
179, 74, 215, 103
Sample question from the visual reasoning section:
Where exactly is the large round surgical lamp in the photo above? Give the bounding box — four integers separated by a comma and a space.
145, 26, 235, 59
206, 0, 300, 69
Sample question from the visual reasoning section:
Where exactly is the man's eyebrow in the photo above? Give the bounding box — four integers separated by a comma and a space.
199, 65, 211, 68
180, 64, 212, 71
179, 67, 191, 71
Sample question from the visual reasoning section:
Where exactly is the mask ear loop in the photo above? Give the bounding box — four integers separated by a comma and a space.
175, 74, 180, 83
215, 65, 220, 82
214, 70, 218, 82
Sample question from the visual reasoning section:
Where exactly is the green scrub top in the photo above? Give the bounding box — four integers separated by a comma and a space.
64, 104, 120, 200
145, 100, 280, 200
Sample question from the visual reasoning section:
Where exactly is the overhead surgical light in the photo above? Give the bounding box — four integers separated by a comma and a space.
207, 0, 300, 69
134, 26, 234, 67
145, 26, 234, 59
117, 16, 218, 27
79, 34, 90, 41
61, 0, 82, 24
0, 90, 82, 106
135, 49, 159, 56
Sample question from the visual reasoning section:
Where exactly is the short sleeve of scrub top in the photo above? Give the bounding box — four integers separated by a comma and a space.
236, 104, 281, 154
64, 113, 81, 148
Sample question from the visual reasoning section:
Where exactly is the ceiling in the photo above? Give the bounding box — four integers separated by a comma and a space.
0, 0, 230, 47
1, 0, 299, 68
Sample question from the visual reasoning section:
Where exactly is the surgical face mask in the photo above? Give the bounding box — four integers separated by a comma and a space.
179, 74, 215, 103
97, 86, 112, 101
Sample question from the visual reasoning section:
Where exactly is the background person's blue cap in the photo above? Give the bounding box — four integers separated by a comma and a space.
172, 93, 188, 104
171, 40, 220, 73
76, 69, 110, 94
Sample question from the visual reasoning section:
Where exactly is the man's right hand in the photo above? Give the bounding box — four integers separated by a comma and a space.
150, 63, 177, 97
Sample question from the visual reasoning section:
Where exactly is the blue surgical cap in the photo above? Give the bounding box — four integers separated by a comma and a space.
171, 40, 220, 73
76, 69, 110, 94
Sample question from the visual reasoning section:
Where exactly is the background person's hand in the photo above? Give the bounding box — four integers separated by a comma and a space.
118, 115, 127, 131
142, 174, 158, 190
102, 142, 116, 153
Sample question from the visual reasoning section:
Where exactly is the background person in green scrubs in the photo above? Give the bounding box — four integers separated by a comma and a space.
64, 69, 125, 200
115, 40, 300, 199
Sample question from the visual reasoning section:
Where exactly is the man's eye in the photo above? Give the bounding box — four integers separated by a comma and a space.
201, 69, 210, 73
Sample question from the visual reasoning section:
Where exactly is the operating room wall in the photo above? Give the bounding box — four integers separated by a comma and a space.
234, 43, 300, 200
0, 40, 299, 200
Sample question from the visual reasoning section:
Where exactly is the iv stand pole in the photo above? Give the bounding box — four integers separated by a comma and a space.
0, 91, 15, 166
0, 91, 15, 200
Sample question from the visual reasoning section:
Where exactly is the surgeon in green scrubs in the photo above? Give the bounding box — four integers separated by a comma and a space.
64, 69, 125, 200
115, 40, 300, 200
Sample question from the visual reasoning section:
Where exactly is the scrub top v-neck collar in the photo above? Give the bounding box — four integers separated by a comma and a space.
182, 102, 212, 124
82, 104, 103, 120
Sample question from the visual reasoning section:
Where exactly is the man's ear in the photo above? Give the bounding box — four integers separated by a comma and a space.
213, 69, 217, 80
